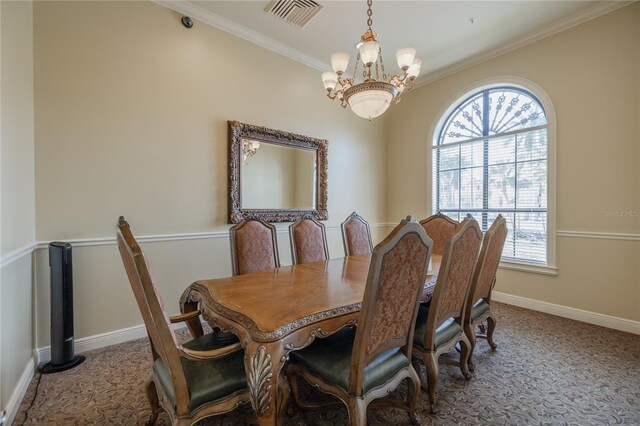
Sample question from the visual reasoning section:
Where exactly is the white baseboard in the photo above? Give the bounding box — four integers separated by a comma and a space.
37, 322, 186, 364
493, 291, 640, 335
5, 357, 35, 426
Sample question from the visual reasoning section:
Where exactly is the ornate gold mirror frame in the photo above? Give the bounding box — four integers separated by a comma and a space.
228, 121, 328, 223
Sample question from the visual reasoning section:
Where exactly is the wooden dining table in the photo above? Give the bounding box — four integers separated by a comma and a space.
180, 253, 442, 426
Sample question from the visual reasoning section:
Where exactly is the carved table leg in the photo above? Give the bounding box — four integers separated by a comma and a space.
245, 341, 287, 426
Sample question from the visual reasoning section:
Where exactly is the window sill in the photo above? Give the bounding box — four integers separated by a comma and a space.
498, 260, 558, 276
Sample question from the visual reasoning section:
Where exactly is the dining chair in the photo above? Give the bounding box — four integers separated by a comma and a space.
116, 217, 252, 426
229, 218, 280, 276
341, 211, 374, 256
464, 214, 508, 370
413, 216, 483, 413
289, 216, 330, 265
286, 216, 433, 426
420, 213, 459, 255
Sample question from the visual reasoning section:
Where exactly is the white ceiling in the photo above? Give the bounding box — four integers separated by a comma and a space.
180, 1, 622, 82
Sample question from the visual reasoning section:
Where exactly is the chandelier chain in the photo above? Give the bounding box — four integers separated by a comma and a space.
366, 0, 373, 31
379, 48, 387, 80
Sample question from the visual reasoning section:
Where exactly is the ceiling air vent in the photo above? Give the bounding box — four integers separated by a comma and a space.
264, 0, 323, 28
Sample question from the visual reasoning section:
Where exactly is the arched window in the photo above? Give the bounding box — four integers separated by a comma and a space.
433, 85, 551, 266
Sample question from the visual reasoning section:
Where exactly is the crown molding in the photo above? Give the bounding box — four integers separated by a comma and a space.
154, 1, 632, 89
152, 0, 330, 72
413, 1, 635, 88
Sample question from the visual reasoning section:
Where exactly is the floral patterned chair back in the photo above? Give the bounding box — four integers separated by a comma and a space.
341, 211, 374, 256
350, 216, 433, 394
116, 217, 190, 411
427, 216, 483, 334
468, 215, 508, 310
229, 218, 280, 276
289, 217, 329, 265
420, 213, 459, 255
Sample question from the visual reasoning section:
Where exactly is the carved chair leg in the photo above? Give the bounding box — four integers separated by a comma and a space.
285, 370, 300, 417
347, 397, 367, 426
406, 369, 421, 426
172, 417, 192, 426
144, 376, 162, 426
464, 322, 477, 372
486, 314, 497, 350
477, 323, 487, 334
458, 335, 472, 380
424, 353, 439, 414
277, 372, 291, 421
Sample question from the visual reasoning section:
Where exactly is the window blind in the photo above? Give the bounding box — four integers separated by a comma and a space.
433, 87, 548, 264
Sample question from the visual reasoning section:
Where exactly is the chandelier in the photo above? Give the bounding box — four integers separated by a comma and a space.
321, 0, 422, 120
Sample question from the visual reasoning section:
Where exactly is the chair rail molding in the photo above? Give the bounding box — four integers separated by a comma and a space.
33, 226, 639, 250
556, 230, 640, 241
0, 242, 37, 269
34, 223, 394, 249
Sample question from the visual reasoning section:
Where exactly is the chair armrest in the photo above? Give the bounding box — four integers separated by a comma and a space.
178, 342, 243, 361
169, 310, 201, 324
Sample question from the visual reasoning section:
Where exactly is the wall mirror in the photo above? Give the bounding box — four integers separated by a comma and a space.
228, 121, 328, 223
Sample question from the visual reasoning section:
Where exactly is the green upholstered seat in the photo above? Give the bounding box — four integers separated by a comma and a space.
153, 330, 246, 412
181, 329, 239, 351
413, 305, 463, 350
288, 327, 409, 394
470, 299, 490, 322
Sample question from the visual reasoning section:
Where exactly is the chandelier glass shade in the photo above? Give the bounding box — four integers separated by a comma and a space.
322, 0, 422, 120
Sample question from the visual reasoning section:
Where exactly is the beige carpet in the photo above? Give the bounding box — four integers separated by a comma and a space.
15, 303, 640, 425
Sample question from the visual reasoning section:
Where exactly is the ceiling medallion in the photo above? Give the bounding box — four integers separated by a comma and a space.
321, 0, 422, 120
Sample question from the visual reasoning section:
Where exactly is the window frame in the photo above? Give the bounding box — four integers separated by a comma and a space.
427, 77, 557, 276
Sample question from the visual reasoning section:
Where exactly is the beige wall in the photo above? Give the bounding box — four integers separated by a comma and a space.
27, 0, 640, 347
0, 0, 36, 414
33, 1, 387, 347
384, 4, 640, 321
1, 0, 36, 254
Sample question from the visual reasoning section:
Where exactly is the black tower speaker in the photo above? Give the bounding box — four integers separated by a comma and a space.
40, 242, 85, 374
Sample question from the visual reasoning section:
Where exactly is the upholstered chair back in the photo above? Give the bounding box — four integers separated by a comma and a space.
427, 216, 483, 331
465, 215, 508, 317
341, 211, 374, 256
349, 216, 433, 395
229, 219, 280, 276
420, 213, 459, 255
289, 217, 329, 265
116, 217, 190, 409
